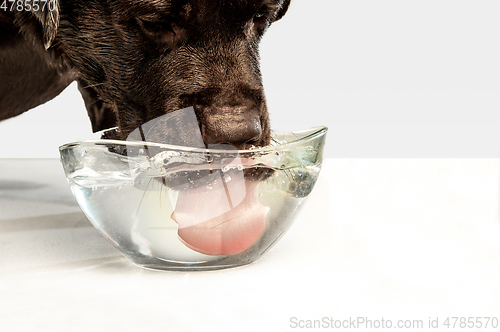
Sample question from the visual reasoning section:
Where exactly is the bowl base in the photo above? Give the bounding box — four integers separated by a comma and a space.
128, 254, 256, 271
136, 261, 253, 272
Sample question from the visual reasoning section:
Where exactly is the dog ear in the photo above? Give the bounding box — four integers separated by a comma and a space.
30, 0, 60, 49
275, 0, 291, 22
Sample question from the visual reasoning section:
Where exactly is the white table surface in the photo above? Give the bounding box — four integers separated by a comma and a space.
0, 158, 499, 332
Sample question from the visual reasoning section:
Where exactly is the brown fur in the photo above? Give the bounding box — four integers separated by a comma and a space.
0, 0, 291, 150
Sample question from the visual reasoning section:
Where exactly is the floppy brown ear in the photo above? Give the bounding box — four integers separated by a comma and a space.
275, 0, 291, 21
30, 0, 60, 49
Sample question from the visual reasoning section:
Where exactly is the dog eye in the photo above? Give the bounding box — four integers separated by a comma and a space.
253, 12, 268, 21
253, 5, 277, 23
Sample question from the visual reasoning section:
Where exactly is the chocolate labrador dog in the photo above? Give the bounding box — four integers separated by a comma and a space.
0, 0, 291, 149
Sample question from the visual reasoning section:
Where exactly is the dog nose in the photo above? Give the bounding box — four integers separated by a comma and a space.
201, 107, 262, 147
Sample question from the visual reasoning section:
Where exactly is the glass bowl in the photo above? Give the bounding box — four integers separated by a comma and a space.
59, 126, 327, 271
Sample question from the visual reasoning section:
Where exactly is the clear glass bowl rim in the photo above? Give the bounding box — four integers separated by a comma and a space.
59, 126, 328, 155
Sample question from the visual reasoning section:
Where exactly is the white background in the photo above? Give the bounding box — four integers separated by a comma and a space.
1, 2, 499, 329
1, 0, 499, 158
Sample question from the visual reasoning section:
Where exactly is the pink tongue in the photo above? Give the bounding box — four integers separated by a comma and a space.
171, 171, 269, 256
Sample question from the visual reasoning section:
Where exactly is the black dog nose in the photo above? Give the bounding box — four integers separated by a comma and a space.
201, 106, 262, 147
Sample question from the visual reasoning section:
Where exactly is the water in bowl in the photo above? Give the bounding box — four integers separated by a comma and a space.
63, 141, 322, 270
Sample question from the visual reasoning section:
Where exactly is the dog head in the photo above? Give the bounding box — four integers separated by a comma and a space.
30, 0, 291, 150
